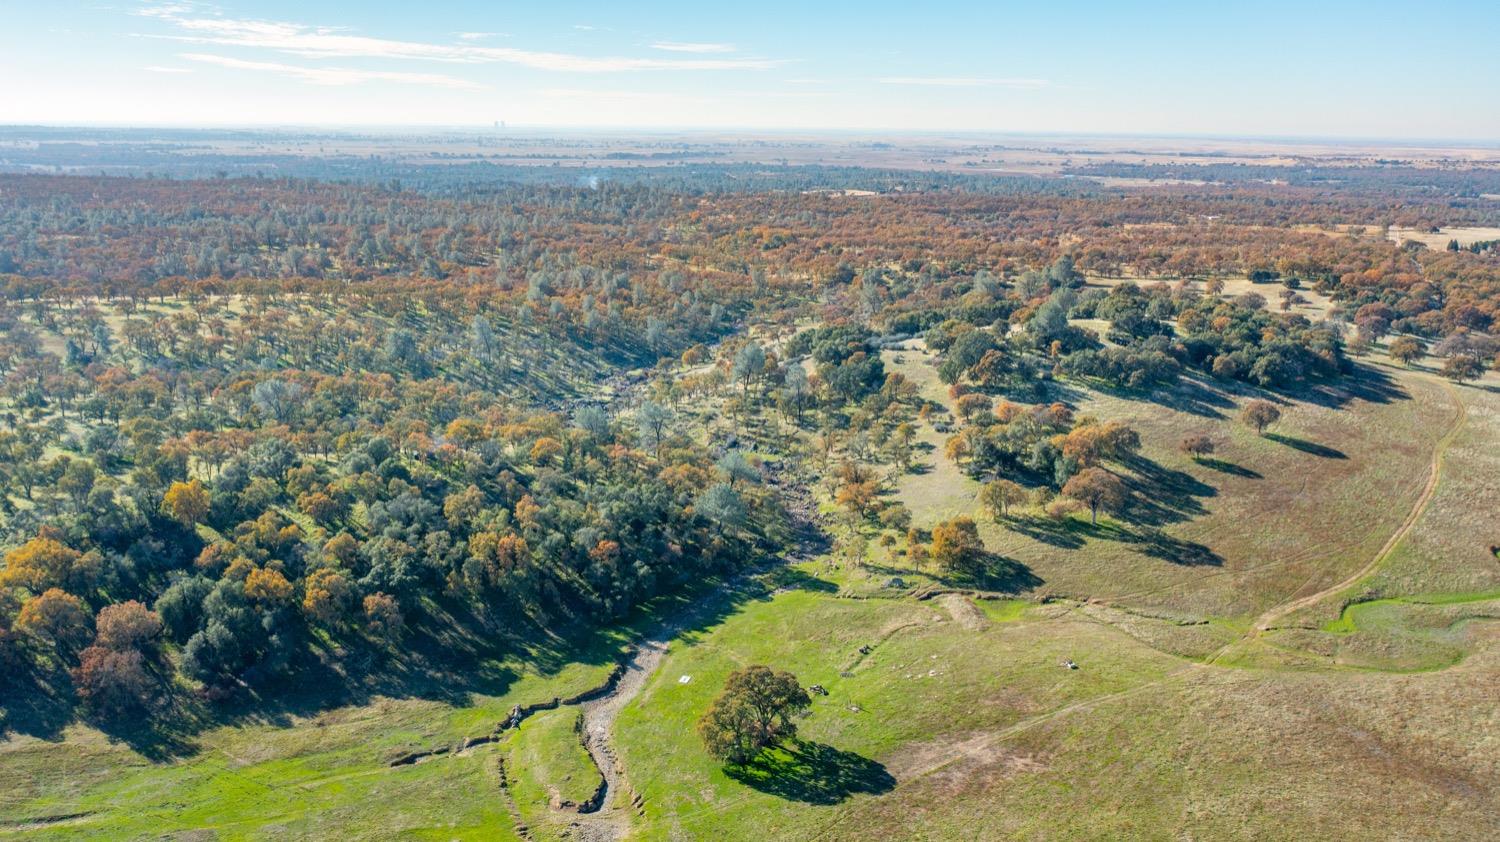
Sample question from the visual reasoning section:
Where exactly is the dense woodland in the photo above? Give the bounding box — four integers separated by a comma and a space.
2, 172, 1498, 336
0, 163, 1497, 729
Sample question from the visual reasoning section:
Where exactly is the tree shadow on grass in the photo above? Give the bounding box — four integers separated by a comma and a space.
1194, 457, 1261, 478
1299, 361, 1406, 409
1005, 516, 1086, 550
1001, 516, 1220, 567
1160, 375, 1239, 418
858, 556, 1043, 594
1091, 374, 1236, 419
0, 663, 210, 761
0, 665, 77, 744
766, 566, 838, 594
1265, 432, 1347, 459
955, 553, 1044, 593
1039, 380, 1089, 406
1120, 454, 1215, 527
1125, 527, 1222, 567
725, 739, 895, 805
92, 700, 204, 762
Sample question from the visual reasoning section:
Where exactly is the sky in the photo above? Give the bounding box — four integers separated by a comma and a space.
2, 1, 1498, 139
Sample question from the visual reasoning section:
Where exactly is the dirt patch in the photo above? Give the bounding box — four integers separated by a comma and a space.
938, 594, 989, 631
884, 732, 1047, 784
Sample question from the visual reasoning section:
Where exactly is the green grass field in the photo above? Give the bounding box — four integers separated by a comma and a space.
613, 587, 1185, 840
612, 579, 1500, 840
0, 653, 616, 840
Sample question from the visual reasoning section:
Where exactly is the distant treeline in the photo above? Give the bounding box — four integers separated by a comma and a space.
1064, 161, 1500, 199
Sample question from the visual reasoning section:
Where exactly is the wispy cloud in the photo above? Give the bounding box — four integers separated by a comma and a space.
541, 87, 828, 103
134, 2, 196, 19
143, 65, 193, 73
542, 88, 709, 103
455, 31, 503, 41
650, 41, 735, 54
877, 76, 1049, 89
134, 6, 782, 72
179, 53, 484, 89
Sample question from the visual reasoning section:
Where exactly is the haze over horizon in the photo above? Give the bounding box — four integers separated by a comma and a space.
4, 1, 1499, 141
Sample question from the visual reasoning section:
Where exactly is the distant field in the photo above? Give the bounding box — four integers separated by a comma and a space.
7, 126, 1497, 179
1083, 274, 1337, 321
1388, 225, 1500, 249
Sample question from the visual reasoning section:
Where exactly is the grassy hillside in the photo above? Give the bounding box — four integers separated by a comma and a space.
880, 344, 1459, 621
613, 580, 1500, 840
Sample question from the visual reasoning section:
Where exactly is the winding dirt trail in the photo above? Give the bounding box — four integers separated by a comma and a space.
564, 634, 686, 839
539, 340, 829, 840
563, 584, 807, 841
554, 484, 826, 842
812, 379, 1472, 832
1251, 380, 1466, 633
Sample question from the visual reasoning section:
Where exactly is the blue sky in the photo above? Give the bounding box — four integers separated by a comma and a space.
2, 1, 1497, 138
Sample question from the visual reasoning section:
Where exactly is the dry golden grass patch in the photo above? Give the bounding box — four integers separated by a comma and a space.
883, 345, 1456, 621
829, 632, 1500, 840
1388, 225, 1500, 249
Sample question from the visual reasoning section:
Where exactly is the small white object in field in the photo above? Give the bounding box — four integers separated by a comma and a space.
678, 674, 692, 684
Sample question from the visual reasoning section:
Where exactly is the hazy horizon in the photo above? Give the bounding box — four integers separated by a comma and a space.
4, 124, 1498, 150
4, 1, 1499, 140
